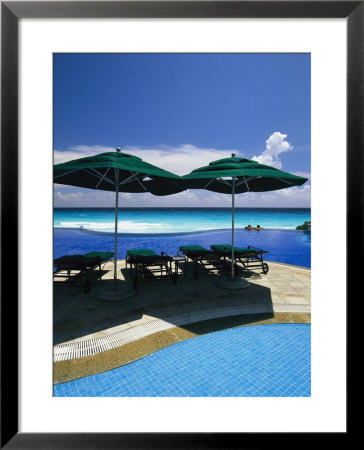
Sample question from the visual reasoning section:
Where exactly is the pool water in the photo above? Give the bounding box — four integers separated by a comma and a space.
54, 227, 311, 268
54, 324, 311, 397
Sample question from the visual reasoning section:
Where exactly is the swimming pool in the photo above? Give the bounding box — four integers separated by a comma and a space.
54, 323, 311, 397
54, 227, 311, 268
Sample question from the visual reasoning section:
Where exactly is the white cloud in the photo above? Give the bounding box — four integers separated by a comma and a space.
53, 136, 310, 207
54, 144, 240, 175
252, 132, 293, 169
234, 183, 311, 207
119, 192, 132, 200
53, 145, 112, 164
54, 191, 84, 203
54, 184, 311, 208
54, 188, 115, 207
126, 144, 242, 176
292, 171, 311, 180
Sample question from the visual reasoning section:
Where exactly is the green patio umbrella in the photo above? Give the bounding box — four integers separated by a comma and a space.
54, 148, 184, 299
181, 154, 308, 289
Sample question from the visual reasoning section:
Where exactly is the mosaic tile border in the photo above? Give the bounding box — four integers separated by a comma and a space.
54, 303, 310, 362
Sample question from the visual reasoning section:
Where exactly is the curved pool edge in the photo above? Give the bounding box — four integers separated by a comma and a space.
264, 259, 311, 271
53, 311, 310, 385
54, 226, 309, 236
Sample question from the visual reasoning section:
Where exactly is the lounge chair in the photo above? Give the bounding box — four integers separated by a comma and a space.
211, 244, 269, 274
53, 251, 114, 293
126, 249, 177, 289
210, 244, 269, 274
178, 245, 225, 279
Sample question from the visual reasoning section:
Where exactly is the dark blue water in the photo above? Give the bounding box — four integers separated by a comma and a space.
54, 227, 311, 267
54, 323, 311, 397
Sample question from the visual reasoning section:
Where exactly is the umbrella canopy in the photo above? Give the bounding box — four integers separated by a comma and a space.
54, 148, 185, 298
182, 156, 308, 193
54, 150, 183, 196
181, 154, 308, 288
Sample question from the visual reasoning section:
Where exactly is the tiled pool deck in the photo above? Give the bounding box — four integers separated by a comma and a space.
54, 324, 311, 397
54, 259, 310, 383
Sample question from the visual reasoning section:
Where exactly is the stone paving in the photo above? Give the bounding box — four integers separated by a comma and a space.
54, 259, 310, 346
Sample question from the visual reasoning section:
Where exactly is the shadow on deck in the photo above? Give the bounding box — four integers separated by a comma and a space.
53, 261, 273, 346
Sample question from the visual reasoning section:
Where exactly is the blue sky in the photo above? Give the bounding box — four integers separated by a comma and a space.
54, 53, 310, 207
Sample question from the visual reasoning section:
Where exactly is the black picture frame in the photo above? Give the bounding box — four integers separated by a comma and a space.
1, 1, 358, 448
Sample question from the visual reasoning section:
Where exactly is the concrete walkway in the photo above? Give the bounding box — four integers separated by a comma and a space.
54, 259, 310, 361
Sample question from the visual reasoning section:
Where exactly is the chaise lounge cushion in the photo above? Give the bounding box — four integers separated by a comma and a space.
83, 251, 114, 261
179, 245, 216, 257
54, 252, 114, 270
126, 249, 172, 265
54, 254, 87, 267
211, 244, 260, 255
127, 249, 158, 257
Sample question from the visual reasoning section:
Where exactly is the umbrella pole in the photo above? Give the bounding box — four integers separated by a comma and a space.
114, 169, 119, 281
96, 165, 133, 301
231, 176, 236, 280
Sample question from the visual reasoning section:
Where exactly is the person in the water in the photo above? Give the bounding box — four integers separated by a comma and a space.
244, 224, 264, 230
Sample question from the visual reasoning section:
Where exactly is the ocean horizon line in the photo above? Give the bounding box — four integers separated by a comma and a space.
54, 226, 308, 237
54, 206, 311, 210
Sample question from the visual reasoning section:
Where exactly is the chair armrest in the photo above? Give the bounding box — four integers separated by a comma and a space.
248, 245, 269, 254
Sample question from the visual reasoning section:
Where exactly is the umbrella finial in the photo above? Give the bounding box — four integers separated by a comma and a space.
116, 147, 121, 153
231, 153, 236, 157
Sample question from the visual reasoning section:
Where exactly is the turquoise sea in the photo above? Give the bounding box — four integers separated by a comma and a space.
54, 208, 311, 267
54, 207, 310, 233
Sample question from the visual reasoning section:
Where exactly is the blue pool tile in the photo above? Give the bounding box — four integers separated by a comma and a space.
54, 324, 311, 397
